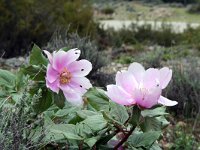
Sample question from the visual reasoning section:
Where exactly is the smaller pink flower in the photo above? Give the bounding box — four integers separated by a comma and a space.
106, 62, 177, 108
44, 48, 92, 106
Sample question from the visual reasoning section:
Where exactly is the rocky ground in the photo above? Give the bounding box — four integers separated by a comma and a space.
0, 57, 27, 70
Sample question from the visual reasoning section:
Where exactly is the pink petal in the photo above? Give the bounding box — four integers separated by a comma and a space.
116, 71, 138, 94
158, 96, 178, 106
68, 59, 92, 77
128, 62, 145, 83
143, 68, 160, 89
46, 78, 59, 93
43, 50, 53, 64
65, 48, 81, 64
107, 85, 136, 106
63, 90, 83, 106
134, 87, 162, 108
52, 49, 80, 72
46, 64, 59, 83
159, 67, 172, 89
69, 77, 92, 94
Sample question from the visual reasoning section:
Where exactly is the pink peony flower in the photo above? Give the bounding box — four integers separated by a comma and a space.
106, 62, 177, 108
44, 48, 92, 106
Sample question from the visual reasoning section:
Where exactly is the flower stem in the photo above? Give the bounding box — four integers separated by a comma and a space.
114, 125, 136, 150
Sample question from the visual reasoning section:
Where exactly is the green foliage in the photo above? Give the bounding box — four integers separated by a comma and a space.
168, 125, 199, 150
30, 44, 47, 66
97, 23, 182, 49
164, 58, 200, 117
101, 6, 115, 15
0, 0, 96, 58
85, 87, 110, 111
0, 91, 45, 149
0, 45, 171, 149
128, 131, 161, 149
182, 26, 200, 51
141, 107, 168, 117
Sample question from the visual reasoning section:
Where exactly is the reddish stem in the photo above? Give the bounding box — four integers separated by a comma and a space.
114, 126, 136, 150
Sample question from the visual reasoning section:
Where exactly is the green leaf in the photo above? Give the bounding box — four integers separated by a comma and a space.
75, 122, 93, 137
22, 65, 46, 81
30, 44, 47, 66
85, 136, 100, 148
130, 106, 141, 126
53, 91, 65, 109
85, 87, 109, 111
128, 131, 161, 148
156, 116, 170, 127
49, 124, 83, 141
0, 69, 16, 87
141, 107, 168, 117
82, 114, 107, 131
15, 70, 27, 91
140, 117, 162, 132
77, 110, 99, 119
110, 102, 129, 124
33, 89, 53, 113
55, 107, 80, 117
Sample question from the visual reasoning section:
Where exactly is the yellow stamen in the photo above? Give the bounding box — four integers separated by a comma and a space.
60, 68, 72, 84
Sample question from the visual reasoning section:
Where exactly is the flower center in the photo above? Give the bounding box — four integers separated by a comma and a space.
60, 68, 72, 84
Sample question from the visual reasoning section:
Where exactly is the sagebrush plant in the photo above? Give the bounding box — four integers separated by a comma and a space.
164, 58, 200, 118
0, 44, 177, 149
0, 91, 45, 149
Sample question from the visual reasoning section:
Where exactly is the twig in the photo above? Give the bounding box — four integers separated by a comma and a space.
114, 126, 136, 150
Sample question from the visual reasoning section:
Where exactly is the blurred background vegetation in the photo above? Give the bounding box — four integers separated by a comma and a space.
0, 0, 96, 58
0, 0, 200, 149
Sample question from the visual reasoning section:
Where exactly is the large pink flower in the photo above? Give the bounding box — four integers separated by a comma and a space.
106, 62, 177, 108
44, 48, 92, 106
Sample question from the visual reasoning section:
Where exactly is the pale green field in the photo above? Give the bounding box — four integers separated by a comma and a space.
96, 1, 200, 23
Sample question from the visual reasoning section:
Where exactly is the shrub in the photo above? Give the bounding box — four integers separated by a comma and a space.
187, 1, 200, 13
182, 26, 200, 51
0, 0, 96, 58
97, 23, 182, 49
164, 58, 200, 117
101, 6, 115, 15
0, 91, 45, 149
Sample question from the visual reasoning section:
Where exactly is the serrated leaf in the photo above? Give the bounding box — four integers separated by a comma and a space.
0, 69, 16, 87
30, 44, 47, 66
77, 110, 99, 119
141, 107, 168, 117
110, 102, 129, 124
128, 131, 161, 148
85, 136, 100, 148
156, 116, 169, 127
140, 117, 162, 132
33, 89, 53, 113
55, 107, 80, 117
22, 65, 46, 81
82, 114, 107, 131
75, 122, 93, 137
53, 91, 65, 109
49, 124, 83, 141
85, 88, 109, 111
